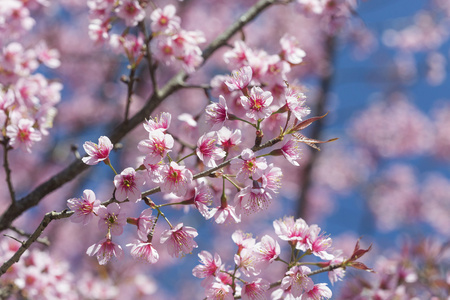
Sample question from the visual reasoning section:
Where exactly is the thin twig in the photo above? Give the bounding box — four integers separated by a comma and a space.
8, 226, 50, 246
139, 21, 158, 95
0, 210, 73, 277
2, 141, 15, 204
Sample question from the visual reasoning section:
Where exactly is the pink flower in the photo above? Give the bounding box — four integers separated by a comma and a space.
231, 149, 268, 183
205, 281, 234, 300
35, 41, 60, 68
217, 127, 242, 152
304, 225, 334, 260
209, 204, 241, 224
192, 181, 213, 218
150, 4, 180, 34
301, 283, 332, 300
88, 19, 110, 43
205, 95, 229, 129
192, 251, 222, 286
273, 216, 309, 247
115, 0, 145, 27
235, 186, 273, 215
280, 135, 302, 166
285, 88, 310, 121
134, 208, 155, 241
253, 235, 280, 268
67, 189, 101, 225
138, 130, 174, 164
224, 40, 252, 67
225, 66, 252, 91
159, 161, 193, 197
82, 136, 113, 165
86, 238, 123, 265
144, 112, 171, 133
240, 87, 273, 121
126, 240, 159, 264
113, 167, 145, 202
232, 230, 256, 251
260, 164, 282, 193
196, 131, 226, 167
142, 158, 163, 183
97, 203, 127, 236
281, 266, 314, 297
151, 35, 176, 65
6, 118, 41, 152
234, 248, 260, 276
280, 34, 306, 65
241, 278, 270, 300
160, 223, 198, 257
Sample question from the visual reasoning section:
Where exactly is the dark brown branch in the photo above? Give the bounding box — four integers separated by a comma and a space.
0, 210, 73, 276
296, 35, 336, 219
2, 141, 15, 203
0, 0, 279, 232
123, 65, 137, 122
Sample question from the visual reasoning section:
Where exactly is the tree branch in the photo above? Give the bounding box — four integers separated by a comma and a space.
296, 35, 336, 220
0, 0, 279, 232
0, 210, 73, 277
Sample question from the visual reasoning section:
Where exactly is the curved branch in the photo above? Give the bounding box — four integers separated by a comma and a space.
0, 210, 73, 276
0, 0, 279, 232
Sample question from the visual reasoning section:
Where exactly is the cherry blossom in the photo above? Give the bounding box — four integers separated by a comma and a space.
82, 136, 113, 165
285, 88, 310, 121
281, 265, 314, 297
144, 112, 171, 133
302, 283, 332, 300
115, 0, 145, 27
231, 148, 268, 183
196, 131, 226, 167
113, 167, 145, 202
160, 223, 198, 258
6, 118, 41, 152
86, 238, 123, 265
138, 130, 174, 164
280, 34, 306, 64
241, 278, 270, 300
97, 203, 127, 236
240, 87, 273, 121
67, 189, 101, 225
192, 251, 222, 287
159, 161, 193, 197
205, 280, 234, 300
217, 127, 242, 152
150, 4, 181, 34
225, 66, 253, 91
127, 240, 159, 264
253, 235, 280, 269
205, 95, 229, 129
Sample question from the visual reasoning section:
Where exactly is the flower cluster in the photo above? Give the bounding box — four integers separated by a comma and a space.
192, 217, 371, 300
87, 2, 205, 73
0, 3, 62, 153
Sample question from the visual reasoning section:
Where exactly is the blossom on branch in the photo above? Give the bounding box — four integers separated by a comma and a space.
159, 161, 193, 197
82, 136, 113, 165
67, 189, 101, 225
86, 238, 123, 265
160, 223, 198, 257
